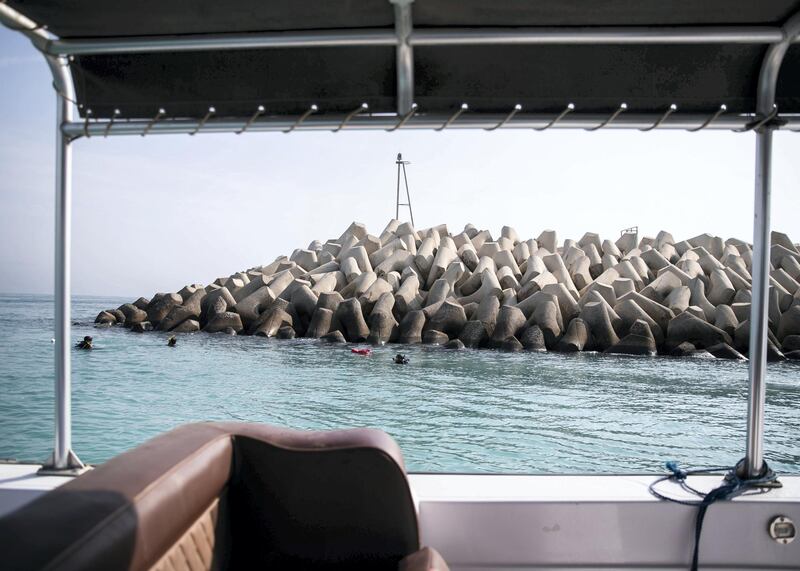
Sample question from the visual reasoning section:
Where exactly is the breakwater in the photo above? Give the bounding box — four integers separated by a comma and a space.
97, 221, 800, 360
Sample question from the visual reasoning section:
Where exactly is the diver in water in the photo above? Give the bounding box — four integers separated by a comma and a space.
393, 353, 409, 364
167, 336, 177, 347
76, 335, 93, 350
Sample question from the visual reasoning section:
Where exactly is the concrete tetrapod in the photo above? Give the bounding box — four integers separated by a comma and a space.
606, 319, 656, 356
233, 286, 275, 329
782, 335, 800, 352
340, 257, 362, 283
445, 339, 466, 350
95, 311, 116, 325
537, 230, 557, 253
232, 274, 269, 303
398, 310, 426, 344
423, 330, 450, 345
459, 321, 490, 348
158, 305, 199, 332
367, 292, 398, 345
108, 308, 126, 324
200, 288, 236, 324
531, 299, 562, 349
109, 221, 800, 363
276, 326, 296, 339
130, 322, 153, 333
204, 296, 228, 327
613, 298, 664, 345
777, 305, 800, 341
291, 285, 318, 322
118, 303, 147, 325
617, 291, 675, 334
555, 318, 591, 352
461, 256, 497, 294
172, 319, 200, 333
490, 305, 527, 347
706, 343, 747, 360
251, 305, 293, 337
425, 300, 468, 339
666, 311, 732, 350
541, 283, 580, 323
335, 298, 371, 342
500, 337, 524, 352
306, 307, 334, 338
145, 293, 183, 327
457, 269, 502, 306
611, 278, 635, 299
581, 291, 622, 334
707, 268, 736, 306
520, 325, 547, 351
425, 279, 453, 309
578, 282, 616, 309
204, 311, 244, 334
579, 301, 620, 351
665, 286, 691, 315
338, 271, 375, 299
359, 277, 393, 315
321, 330, 346, 344
714, 304, 739, 338
425, 246, 458, 289
473, 295, 500, 335
394, 274, 421, 315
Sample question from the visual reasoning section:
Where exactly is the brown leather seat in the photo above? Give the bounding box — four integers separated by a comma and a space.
0, 422, 448, 571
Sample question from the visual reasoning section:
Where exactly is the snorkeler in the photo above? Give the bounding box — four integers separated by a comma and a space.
167, 336, 177, 347
76, 335, 93, 350
393, 353, 409, 364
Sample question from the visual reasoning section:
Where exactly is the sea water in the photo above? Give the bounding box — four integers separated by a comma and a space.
0, 293, 798, 474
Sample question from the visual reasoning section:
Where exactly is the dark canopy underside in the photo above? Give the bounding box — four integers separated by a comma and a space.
8, 0, 800, 119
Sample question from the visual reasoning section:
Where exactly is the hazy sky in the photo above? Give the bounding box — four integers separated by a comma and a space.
1, 29, 798, 298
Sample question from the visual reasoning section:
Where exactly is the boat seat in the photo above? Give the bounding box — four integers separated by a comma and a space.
0, 422, 449, 571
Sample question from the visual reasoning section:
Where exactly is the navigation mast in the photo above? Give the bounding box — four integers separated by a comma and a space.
395, 153, 415, 226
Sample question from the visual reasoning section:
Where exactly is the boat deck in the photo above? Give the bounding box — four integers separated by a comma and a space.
3, 463, 799, 569
0, 463, 72, 519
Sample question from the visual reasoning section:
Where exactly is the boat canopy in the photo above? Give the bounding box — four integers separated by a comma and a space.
4, 0, 800, 132
0, 0, 799, 478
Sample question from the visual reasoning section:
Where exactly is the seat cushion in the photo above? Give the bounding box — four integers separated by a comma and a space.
227, 433, 419, 569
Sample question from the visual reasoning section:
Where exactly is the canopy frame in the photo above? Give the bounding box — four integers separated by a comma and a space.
1, 1, 798, 477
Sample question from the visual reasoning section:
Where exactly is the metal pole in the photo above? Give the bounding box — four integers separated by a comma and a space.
0, 3, 86, 474
745, 127, 772, 477
42, 77, 85, 475
54, 92, 73, 469
396, 154, 402, 220
391, 0, 414, 115
411, 26, 785, 46
62, 113, 800, 137
40, 25, 797, 56
402, 162, 415, 227
743, 11, 800, 479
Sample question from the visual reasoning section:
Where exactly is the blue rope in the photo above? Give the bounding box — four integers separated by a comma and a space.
648, 459, 779, 571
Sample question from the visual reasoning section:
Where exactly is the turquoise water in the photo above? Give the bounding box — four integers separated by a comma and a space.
0, 293, 798, 474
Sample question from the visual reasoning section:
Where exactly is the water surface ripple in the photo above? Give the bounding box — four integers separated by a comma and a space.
1, 294, 798, 473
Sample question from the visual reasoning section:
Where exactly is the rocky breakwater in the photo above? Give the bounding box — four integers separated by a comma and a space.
97, 221, 800, 361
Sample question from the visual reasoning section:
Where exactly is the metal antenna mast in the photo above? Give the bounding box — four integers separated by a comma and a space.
395, 153, 415, 225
